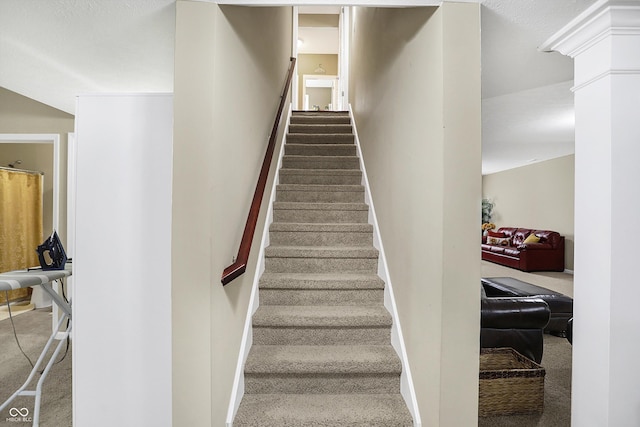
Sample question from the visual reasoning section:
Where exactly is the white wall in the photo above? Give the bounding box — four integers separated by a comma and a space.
73, 94, 173, 427
541, 2, 640, 425
172, 3, 292, 425
349, 4, 481, 426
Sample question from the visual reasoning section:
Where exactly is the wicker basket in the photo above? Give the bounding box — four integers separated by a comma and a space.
479, 348, 545, 417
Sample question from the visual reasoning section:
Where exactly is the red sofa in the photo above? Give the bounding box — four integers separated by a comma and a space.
482, 227, 565, 272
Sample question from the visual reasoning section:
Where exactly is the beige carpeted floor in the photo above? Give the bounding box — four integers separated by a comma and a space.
480, 260, 574, 427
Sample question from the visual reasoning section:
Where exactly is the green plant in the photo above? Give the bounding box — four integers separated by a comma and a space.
482, 198, 494, 224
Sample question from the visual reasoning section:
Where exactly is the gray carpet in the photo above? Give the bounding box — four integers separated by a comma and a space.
0, 307, 72, 427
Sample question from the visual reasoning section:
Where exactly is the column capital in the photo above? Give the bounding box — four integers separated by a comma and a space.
539, 0, 640, 58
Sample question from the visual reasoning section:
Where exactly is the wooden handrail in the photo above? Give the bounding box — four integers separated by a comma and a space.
221, 57, 297, 286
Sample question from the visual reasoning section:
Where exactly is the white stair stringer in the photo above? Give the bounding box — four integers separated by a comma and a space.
349, 104, 423, 427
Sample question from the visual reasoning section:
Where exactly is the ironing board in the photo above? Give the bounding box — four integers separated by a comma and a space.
0, 266, 72, 427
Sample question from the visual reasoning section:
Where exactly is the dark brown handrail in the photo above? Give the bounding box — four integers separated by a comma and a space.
222, 57, 297, 286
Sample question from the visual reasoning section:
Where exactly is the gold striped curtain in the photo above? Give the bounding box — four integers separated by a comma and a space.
0, 168, 43, 303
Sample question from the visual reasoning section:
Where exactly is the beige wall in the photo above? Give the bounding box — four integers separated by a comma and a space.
0, 87, 74, 244
172, 2, 292, 425
350, 4, 481, 425
482, 155, 575, 270
296, 53, 338, 109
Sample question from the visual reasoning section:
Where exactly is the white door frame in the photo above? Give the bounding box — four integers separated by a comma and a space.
0, 134, 61, 233
292, 6, 299, 110
0, 133, 63, 334
338, 6, 350, 110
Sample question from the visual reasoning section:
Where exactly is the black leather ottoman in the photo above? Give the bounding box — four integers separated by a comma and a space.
481, 277, 573, 336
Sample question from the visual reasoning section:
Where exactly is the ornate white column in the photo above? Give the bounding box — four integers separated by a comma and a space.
541, 1, 640, 426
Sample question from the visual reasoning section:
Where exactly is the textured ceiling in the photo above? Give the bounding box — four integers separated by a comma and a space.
480, 0, 596, 174
0, 0, 598, 174
0, 0, 175, 114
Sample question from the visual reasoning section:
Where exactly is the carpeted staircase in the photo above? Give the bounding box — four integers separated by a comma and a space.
233, 111, 413, 426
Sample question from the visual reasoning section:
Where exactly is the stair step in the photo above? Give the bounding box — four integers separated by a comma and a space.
276, 184, 364, 203
265, 245, 379, 258
259, 272, 385, 306
292, 110, 349, 116
234, 394, 413, 427
269, 222, 373, 246
282, 155, 360, 170
286, 133, 354, 145
264, 246, 378, 274
279, 168, 362, 185
290, 114, 351, 124
252, 305, 392, 345
285, 143, 356, 156
244, 345, 401, 393
288, 124, 353, 134
259, 273, 385, 290
273, 202, 369, 223
253, 305, 391, 327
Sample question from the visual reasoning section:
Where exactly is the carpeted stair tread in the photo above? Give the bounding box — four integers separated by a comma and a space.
279, 168, 361, 179
273, 202, 369, 224
273, 201, 368, 211
259, 273, 385, 290
292, 111, 349, 116
285, 143, 357, 156
277, 183, 364, 193
286, 134, 355, 145
283, 155, 360, 170
276, 184, 365, 203
269, 222, 373, 246
283, 154, 359, 163
264, 245, 378, 259
269, 222, 372, 233
289, 124, 353, 134
280, 168, 361, 176
253, 305, 392, 327
245, 345, 401, 374
290, 115, 351, 124
234, 393, 413, 427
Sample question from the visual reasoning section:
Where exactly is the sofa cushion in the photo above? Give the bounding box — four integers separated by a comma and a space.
523, 233, 541, 244
532, 230, 562, 248
490, 246, 507, 254
503, 247, 521, 256
487, 230, 506, 238
512, 229, 532, 246
486, 236, 511, 246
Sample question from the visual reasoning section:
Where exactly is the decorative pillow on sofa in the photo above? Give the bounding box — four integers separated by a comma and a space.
487, 236, 511, 246
487, 230, 506, 238
523, 234, 541, 244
